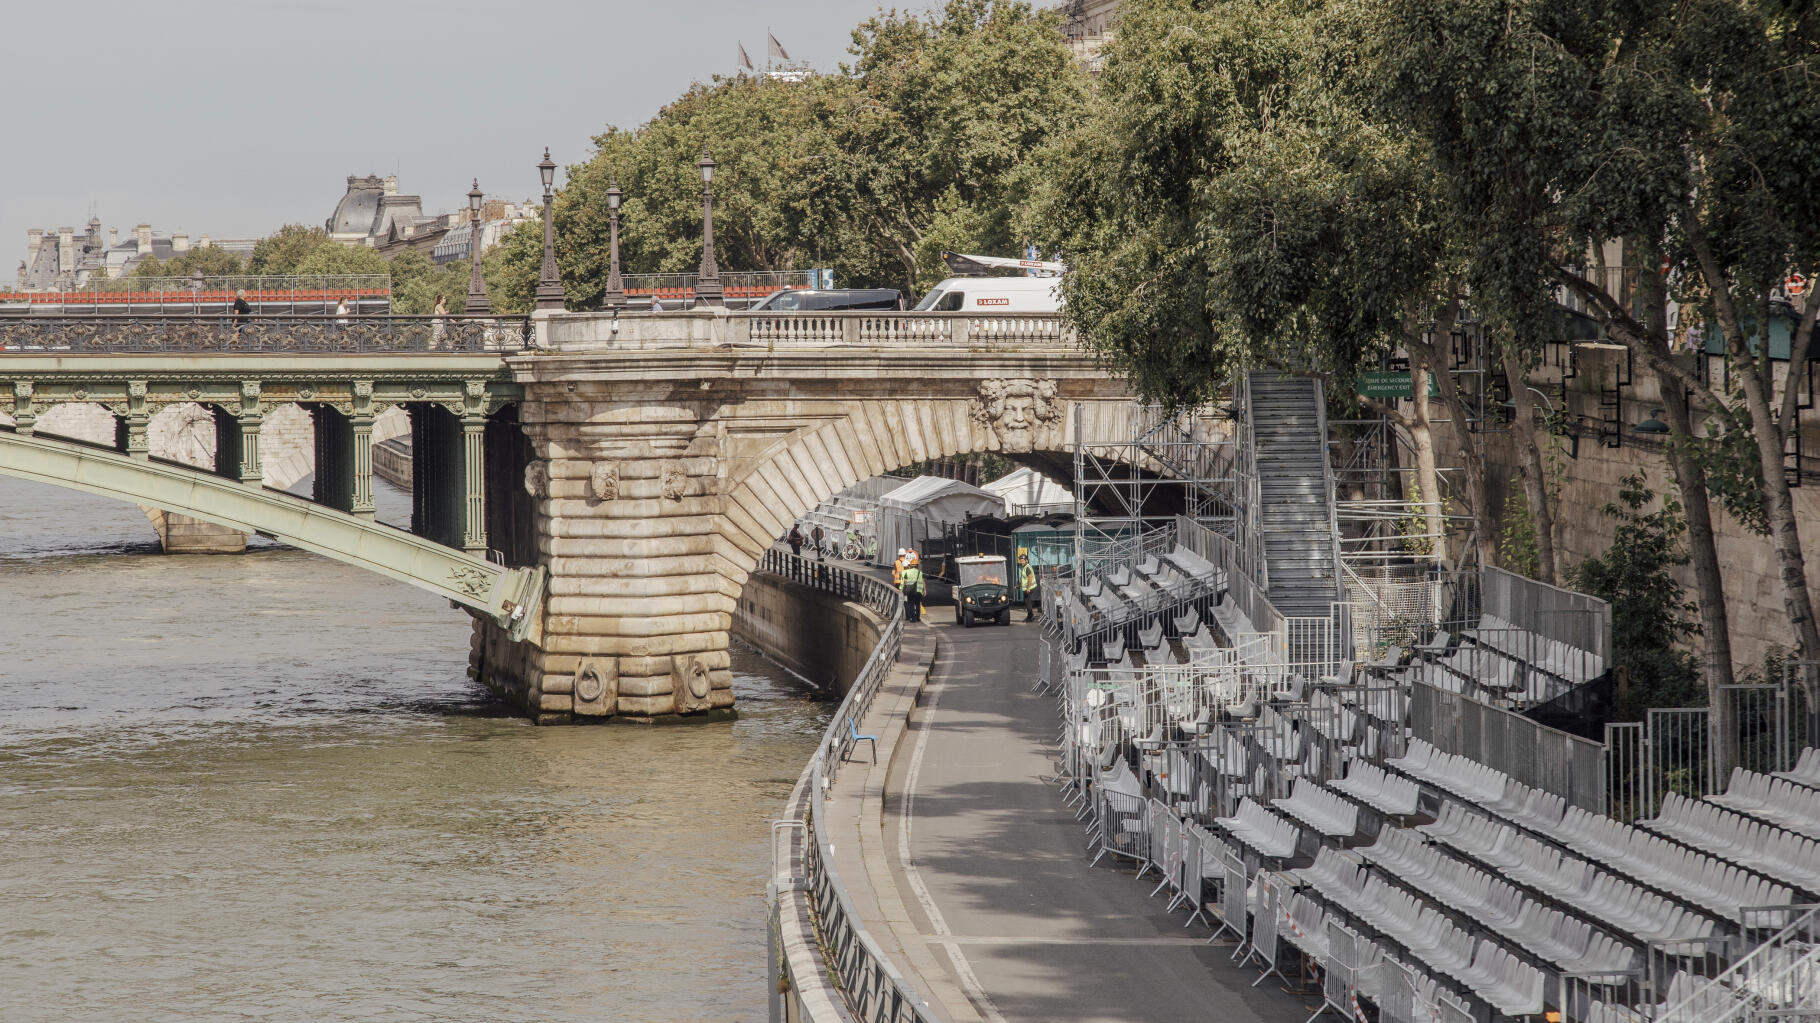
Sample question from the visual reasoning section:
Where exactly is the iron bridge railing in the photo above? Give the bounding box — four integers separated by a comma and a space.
761, 549, 938, 1023
0, 314, 532, 354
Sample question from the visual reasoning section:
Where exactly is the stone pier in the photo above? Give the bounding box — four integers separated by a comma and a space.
468, 318, 1141, 723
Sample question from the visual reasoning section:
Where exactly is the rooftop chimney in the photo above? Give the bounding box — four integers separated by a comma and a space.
58, 228, 75, 272
108, 228, 118, 247
383, 175, 398, 196
198, 234, 211, 248
171, 233, 190, 254
135, 223, 153, 252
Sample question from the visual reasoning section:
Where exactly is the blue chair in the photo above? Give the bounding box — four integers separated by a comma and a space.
845, 716, 878, 764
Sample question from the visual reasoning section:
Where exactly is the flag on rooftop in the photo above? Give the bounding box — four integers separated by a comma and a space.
768, 32, 790, 60
739, 43, 755, 71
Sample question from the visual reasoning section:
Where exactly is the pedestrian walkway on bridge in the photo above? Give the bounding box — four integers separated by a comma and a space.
825, 606, 1311, 1022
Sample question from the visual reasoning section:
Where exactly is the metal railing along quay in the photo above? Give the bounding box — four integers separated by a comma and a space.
0, 314, 532, 354
761, 549, 939, 1023
2, 275, 392, 314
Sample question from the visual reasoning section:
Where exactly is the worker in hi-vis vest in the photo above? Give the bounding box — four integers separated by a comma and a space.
1019, 554, 1038, 622
900, 561, 925, 623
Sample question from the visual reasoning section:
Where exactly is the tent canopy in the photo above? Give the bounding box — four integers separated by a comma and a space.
874, 476, 1004, 566
980, 466, 1074, 516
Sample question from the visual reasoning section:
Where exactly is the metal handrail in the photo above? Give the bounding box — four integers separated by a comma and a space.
0, 314, 533, 354
761, 549, 938, 1022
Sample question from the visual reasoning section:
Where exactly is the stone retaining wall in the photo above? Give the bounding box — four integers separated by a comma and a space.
733, 570, 884, 698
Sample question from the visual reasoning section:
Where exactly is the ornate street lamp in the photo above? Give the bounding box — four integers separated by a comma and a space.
464, 179, 491, 315
534, 148, 565, 311
602, 178, 626, 309
694, 149, 723, 306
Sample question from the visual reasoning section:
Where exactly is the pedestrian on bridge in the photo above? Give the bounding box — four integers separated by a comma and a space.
788, 524, 804, 558
431, 294, 449, 348
811, 524, 825, 560
231, 289, 252, 336
900, 560, 925, 623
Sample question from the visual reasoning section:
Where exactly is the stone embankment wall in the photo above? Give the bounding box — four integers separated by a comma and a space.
1477, 366, 1820, 672
733, 570, 885, 698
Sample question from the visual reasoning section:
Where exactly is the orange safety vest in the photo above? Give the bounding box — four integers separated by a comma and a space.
892, 557, 905, 586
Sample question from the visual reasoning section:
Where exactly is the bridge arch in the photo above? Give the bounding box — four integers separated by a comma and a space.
484, 384, 1176, 722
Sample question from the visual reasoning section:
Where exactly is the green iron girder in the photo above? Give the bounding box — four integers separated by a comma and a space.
0, 428, 543, 640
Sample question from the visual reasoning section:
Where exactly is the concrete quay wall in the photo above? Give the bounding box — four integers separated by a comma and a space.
734, 569, 884, 698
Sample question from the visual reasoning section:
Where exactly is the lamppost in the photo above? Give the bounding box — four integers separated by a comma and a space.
464, 179, 491, 315
534, 148, 565, 311
694, 149, 723, 306
602, 178, 626, 309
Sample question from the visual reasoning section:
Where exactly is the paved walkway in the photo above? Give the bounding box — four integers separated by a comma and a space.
829, 608, 1315, 1023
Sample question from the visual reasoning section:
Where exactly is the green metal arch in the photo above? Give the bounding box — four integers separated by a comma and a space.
0, 429, 542, 640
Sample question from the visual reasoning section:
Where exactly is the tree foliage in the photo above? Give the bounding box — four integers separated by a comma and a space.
248, 224, 334, 275
498, 0, 1089, 309
1570, 474, 1703, 717
129, 244, 245, 279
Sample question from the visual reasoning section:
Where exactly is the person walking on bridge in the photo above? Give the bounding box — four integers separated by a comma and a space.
787, 524, 804, 558
230, 289, 252, 337
811, 524, 825, 561
900, 559, 925, 623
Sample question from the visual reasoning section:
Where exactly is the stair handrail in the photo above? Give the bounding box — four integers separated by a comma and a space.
1310, 376, 1353, 661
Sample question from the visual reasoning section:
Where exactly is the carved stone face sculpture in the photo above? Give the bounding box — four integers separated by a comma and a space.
524, 462, 550, 499
589, 462, 619, 503
660, 461, 687, 502
970, 378, 1062, 454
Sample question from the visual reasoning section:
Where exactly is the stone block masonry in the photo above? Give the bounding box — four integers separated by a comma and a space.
467, 337, 1137, 722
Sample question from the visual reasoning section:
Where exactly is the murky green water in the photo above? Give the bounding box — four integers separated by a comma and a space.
0, 476, 825, 1021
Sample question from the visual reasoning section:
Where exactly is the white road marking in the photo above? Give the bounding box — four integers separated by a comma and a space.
899, 636, 1010, 1023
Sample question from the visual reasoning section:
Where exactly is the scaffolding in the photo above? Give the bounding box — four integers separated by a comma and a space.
1069, 399, 1238, 574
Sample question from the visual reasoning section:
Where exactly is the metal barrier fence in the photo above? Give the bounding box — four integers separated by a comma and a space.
3, 274, 392, 312
621, 270, 820, 308
0, 314, 531, 354
761, 549, 937, 1022
1174, 515, 1283, 634
1604, 680, 1807, 823
1482, 565, 1612, 669
1410, 677, 1606, 810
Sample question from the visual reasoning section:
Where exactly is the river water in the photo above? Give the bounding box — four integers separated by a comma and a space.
0, 475, 826, 1022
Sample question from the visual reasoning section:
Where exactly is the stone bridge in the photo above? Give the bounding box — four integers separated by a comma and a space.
0, 310, 1141, 721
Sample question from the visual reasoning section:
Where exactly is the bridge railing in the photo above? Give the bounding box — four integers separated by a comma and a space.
0, 314, 531, 354
737, 310, 1070, 347
542, 309, 1077, 351
762, 549, 939, 1023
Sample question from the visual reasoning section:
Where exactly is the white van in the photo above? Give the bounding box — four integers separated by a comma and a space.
913, 275, 1062, 313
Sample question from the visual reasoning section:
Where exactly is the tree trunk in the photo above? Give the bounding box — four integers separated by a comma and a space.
1503, 350, 1558, 584
1412, 308, 1495, 568
1407, 364, 1446, 563
1660, 380, 1740, 778
1687, 231, 1820, 681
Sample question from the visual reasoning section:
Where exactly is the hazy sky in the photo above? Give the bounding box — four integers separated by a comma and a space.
0, 0, 902, 267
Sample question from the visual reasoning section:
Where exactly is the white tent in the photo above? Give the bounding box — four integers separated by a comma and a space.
873, 476, 1003, 566
980, 467, 1074, 517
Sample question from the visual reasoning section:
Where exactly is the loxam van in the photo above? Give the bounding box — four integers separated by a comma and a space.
913, 275, 1062, 314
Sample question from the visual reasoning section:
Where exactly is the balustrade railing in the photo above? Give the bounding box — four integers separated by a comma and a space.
736, 310, 1072, 347
761, 548, 937, 1023
0, 314, 531, 354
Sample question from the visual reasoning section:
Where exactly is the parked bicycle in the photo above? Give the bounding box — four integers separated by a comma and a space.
842, 529, 879, 562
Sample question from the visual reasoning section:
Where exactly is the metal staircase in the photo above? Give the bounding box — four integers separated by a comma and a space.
1244, 372, 1345, 619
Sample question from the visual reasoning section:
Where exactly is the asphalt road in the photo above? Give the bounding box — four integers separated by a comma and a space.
880, 613, 1316, 1023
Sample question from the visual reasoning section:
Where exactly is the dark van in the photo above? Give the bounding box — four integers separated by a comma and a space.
750, 288, 905, 311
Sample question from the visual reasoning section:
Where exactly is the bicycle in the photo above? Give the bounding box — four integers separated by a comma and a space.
842, 530, 879, 562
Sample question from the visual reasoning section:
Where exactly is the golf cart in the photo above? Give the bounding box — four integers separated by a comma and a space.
953, 555, 1011, 627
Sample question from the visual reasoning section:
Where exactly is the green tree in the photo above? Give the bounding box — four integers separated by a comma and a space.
386, 249, 472, 316
248, 224, 333, 275
1571, 474, 1703, 718
501, 0, 1088, 308
1028, 0, 1512, 563
1365, 0, 1820, 760
291, 242, 389, 277
130, 245, 245, 279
